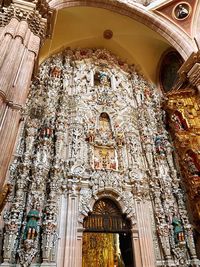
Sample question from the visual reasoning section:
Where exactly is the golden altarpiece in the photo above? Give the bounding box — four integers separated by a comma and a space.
0, 48, 199, 267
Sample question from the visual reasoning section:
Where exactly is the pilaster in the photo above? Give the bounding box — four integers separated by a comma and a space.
131, 229, 142, 267
56, 195, 68, 267
76, 228, 84, 267
135, 200, 156, 267
63, 180, 79, 267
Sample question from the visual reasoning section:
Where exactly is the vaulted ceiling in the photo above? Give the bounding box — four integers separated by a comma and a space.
40, 6, 171, 84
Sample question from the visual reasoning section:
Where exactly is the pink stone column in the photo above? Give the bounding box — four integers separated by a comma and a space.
0, 1, 53, 190
136, 200, 156, 267
0, 107, 21, 178
0, 18, 18, 68
0, 20, 41, 188
76, 229, 83, 267
132, 229, 143, 267
0, 20, 29, 96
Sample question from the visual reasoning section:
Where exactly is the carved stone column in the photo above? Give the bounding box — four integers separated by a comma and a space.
0, 0, 54, 189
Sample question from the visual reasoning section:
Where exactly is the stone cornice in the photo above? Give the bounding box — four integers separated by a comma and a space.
0, 0, 54, 41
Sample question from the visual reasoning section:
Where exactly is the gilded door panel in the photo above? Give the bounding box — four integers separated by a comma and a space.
82, 232, 125, 267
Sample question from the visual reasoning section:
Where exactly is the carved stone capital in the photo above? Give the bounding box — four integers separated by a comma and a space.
0, 183, 11, 212
0, 0, 54, 42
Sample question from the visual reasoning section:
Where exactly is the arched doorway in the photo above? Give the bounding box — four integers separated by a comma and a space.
82, 198, 134, 267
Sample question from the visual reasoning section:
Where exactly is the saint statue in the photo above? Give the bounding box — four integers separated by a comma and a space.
171, 114, 184, 131
94, 71, 111, 87
185, 153, 200, 177
172, 216, 185, 244
50, 66, 61, 78
155, 135, 165, 156
23, 210, 40, 240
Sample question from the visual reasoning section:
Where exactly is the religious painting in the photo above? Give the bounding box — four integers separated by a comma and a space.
174, 3, 191, 20
159, 50, 183, 93
93, 146, 117, 170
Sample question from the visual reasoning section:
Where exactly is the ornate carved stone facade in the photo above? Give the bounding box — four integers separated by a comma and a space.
1, 48, 199, 266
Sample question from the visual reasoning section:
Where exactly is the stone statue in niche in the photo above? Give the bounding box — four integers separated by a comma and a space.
172, 216, 185, 245
94, 155, 100, 169
116, 133, 125, 146
40, 126, 53, 139
109, 157, 117, 170
115, 124, 125, 146
100, 148, 110, 169
96, 113, 113, 145
23, 210, 40, 240
155, 135, 166, 157
50, 66, 62, 78
99, 113, 110, 131
86, 128, 95, 143
94, 71, 111, 87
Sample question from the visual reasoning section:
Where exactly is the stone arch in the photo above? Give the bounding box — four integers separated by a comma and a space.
79, 188, 136, 227
48, 0, 197, 59
83, 197, 132, 232
95, 190, 124, 213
